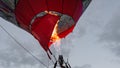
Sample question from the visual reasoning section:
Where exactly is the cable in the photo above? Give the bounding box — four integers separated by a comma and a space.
48, 48, 58, 63
0, 24, 48, 68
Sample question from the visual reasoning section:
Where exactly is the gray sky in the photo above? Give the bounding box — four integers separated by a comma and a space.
0, 0, 120, 68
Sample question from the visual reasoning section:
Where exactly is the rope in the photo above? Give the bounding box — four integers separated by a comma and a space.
0, 24, 48, 68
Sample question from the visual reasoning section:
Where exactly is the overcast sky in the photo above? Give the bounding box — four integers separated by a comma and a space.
0, 0, 120, 68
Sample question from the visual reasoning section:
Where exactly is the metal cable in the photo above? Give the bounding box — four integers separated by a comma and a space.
0, 24, 48, 68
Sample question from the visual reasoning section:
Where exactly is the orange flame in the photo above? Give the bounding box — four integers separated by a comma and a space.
50, 20, 61, 54
50, 20, 61, 42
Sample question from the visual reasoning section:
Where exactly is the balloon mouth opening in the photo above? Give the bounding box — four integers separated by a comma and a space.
30, 10, 75, 50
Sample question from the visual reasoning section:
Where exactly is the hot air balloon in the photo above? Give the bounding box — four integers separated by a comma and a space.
0, 0, 92, 67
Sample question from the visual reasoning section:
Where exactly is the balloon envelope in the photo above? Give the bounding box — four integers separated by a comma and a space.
0, 0, 92, 51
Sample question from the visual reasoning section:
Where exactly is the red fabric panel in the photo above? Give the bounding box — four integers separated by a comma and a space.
31, 14, 60, 51
15, 12, 29, 31
15, 0, 35, 30
47, 0, 62, 13
62, 0, 77, 17
73, 0, 83, 22
28, 0, 47, 15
